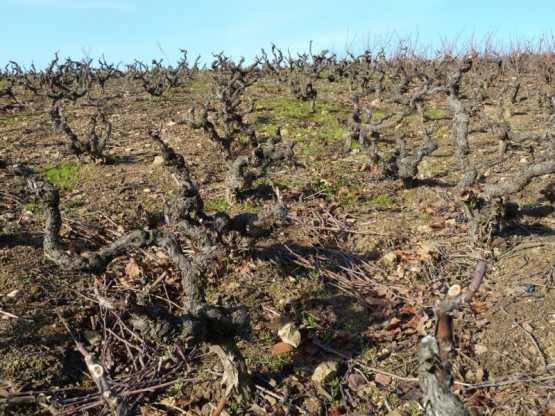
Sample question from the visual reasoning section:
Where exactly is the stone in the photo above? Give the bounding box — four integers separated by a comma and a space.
311, 361, 338, 383
6, 290, 22, 299
152, 155, 165, 166
382, 252, 398, 265
277, 322, 302, 348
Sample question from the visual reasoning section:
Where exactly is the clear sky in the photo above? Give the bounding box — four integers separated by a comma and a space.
1, 0, 553, 69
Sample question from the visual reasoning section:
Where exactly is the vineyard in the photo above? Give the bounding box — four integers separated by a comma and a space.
0, 42, 554, 415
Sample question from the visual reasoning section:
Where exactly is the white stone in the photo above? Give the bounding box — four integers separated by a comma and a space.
311, 361, 338, 383
152, 155, 165, 166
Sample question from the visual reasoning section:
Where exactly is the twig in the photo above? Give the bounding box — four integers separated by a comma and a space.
455, 365, 554, 388
75, 341, 128, 415
254, 384, 310, 416
500, 306, 548, 367
498, 242, 555, 260
313, 339, 418, 383
212, 397, 226, 416
0, 308, 34, 323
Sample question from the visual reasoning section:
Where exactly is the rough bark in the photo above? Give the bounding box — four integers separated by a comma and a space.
25, 174, 255, 398
392, 128, 439, 187
419, 261, 487, 416
150, 127, 204, 223
448, 64, 555, 243
225, 128, 294, 203
48, 101, 111, 161
75, 342, 128, 416
478, 102, 546, 155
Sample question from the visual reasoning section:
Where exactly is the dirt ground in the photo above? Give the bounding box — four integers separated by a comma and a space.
0, 62, 553, 416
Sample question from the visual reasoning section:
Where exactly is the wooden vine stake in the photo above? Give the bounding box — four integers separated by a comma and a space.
418, 261, 487, 416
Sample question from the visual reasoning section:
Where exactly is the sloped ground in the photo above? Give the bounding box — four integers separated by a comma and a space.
0, 68, 553, 415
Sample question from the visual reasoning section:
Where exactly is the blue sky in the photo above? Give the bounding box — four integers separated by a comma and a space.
1, 0, 553, 69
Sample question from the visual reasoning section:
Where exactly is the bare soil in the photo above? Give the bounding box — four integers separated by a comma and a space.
0, 68, 553, 416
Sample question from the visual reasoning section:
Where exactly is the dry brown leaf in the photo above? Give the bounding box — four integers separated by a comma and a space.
271, 341, 294, 355
384, 317, 401, 331
365, 296, 386, 306
374, 373, 391, 386
475, 318, 488, 328
328, 404, 346, 416
491, 236, 507, 248
374, 287, 388, 298
471, 302, 489, 314
386, 411, 410, 416
494, 389, 513, 404
400, 303, 417, 315
417, 224, 433, 233
402, 314, 421, 330
464, 390, 489, 407
396, 286, 411, 295
125, 258, 141, 279
346, 373, 367, 392
544, 401, 555, 416
225, 281, 240, 291
416, 313, 431, 336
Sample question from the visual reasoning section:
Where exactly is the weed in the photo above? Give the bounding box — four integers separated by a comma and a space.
303, 313, 320, 330
388, 392, 401, 406
424, 107, 446, 120
328, 378, 341, 402
205, 287, 218, 302
243, 344, 286, 371
167, 382, 185, 396
204, 200, 230, 212
371, 111, 386, 119
60, 198, 84, 212
410, 401, 424, 415
271, 177, 298, 188
261, 330, 276, 346
370, 385, 381, 398
522, 202, 539, 210
255, 120, 278, 136
24, 202, 43, 215
0, 112, 43, 127
370, 193, 394, 207
41, 161, 80, 190
258, 96, 349, 124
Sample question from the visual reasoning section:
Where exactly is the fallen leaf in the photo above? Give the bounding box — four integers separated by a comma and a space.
347, 373, 367, 392
384, 317, 401, 331
328, 404, 346, 416
374, 373, 391, 386
544, 401, 555, 416
474, 319, 489, 328
471, 302, 489, 313
271, 342, 294, 355
225, 281, 240, 291
402, 314, 421, 330
464, 390, 489, 407
125, 258, 141, 279
400, 303, 417, 315
417, 224, 433, 233
386, 411, 410, 416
